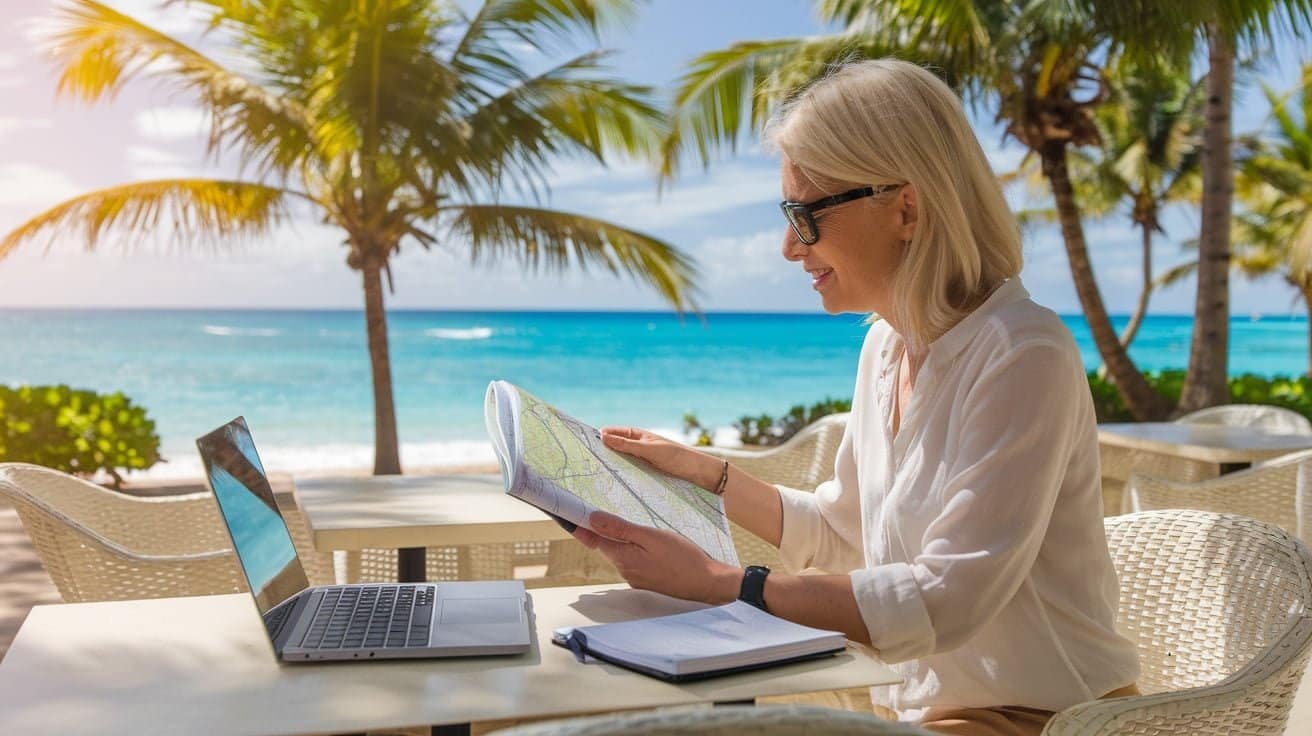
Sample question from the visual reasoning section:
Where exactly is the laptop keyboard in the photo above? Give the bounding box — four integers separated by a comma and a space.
301, 585, 436, 650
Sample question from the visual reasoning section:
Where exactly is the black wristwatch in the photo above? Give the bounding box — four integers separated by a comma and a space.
738, 565, 771, 612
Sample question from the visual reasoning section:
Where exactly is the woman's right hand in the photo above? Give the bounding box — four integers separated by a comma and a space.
599, 426, 723, 492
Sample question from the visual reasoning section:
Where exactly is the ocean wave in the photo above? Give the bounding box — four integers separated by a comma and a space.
203, 325, 283, 337
125, 440, 500, 481
124, 427, 741, 483
424, 327, 494, 340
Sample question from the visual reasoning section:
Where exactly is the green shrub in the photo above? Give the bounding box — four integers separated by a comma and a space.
0, 385, 162, 487
1086, 370, 1312, 423
685, 397, 851, 447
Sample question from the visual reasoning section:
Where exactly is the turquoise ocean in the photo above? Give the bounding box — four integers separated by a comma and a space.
2, 309, 1306, 479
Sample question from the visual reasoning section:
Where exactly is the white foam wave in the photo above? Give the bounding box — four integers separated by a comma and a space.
203, 325, 283, 337
122, 425, 742, 484
424, 327, 494, 340
124, 440, 500, 482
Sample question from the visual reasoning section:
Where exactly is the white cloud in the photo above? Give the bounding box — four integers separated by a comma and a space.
0, 163, 81, 209
125, 144, 197, 180
135, 106, 208, 141
563, 163, 781, 230
0, 117, 53, 142
545, 156, 654, 189
696, 228, 792, 284
104, 0, 212, 36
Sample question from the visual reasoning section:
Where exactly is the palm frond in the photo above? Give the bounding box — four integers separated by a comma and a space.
442, 204, 699, 311
448, 0, 639, 102
48, 0, 315, 179
1153, 259, 1198, 289
0, 179, 300, 259
435, 50, 662, 202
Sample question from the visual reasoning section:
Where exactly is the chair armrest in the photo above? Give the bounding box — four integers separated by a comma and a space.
1044, 614, 1312, 736
5, 480, 233, 564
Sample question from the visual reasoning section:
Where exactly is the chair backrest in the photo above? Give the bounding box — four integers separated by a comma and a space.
492, 704, 933, 736
1126, 448, 1312, 544
1175, 404, 1312, 435
0, 463, 245, 602
1105, 510, 1312, 704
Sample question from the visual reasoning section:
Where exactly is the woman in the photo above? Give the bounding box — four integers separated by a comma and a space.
572, 59, 1140, 736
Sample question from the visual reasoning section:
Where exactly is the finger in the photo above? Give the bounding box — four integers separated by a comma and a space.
599, 428, 647, 455
571, 526, 602, 550
587, 510, 648, 545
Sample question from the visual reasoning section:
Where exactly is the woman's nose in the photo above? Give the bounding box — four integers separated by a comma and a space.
781, 228, 807, 261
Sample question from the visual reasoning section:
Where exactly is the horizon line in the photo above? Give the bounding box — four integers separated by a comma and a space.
0, 304, 1304, 319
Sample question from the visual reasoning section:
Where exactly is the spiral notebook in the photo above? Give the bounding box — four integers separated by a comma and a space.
552, 600, 847, 682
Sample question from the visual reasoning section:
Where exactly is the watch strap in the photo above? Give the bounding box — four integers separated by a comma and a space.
738, 565, 771, 612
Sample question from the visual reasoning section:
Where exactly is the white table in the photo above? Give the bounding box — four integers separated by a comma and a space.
1098, 422, 1312, 466
0, 585, 901, 735
295, 473, 573, 582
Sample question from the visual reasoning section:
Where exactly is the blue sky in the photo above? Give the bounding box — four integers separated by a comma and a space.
0, 1, 1307, 315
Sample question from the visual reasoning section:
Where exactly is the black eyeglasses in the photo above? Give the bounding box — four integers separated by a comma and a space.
779, 184, 902, 245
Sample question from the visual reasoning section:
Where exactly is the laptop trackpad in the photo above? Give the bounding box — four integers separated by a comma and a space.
440, 597, 522, 625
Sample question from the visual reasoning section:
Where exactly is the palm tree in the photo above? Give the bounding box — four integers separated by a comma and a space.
660, 0, 1174, 419
1232, 65, 1312, 373
1089, 0, 1312, 409
1069, 68, 1203, 353
0, 0, 699, 475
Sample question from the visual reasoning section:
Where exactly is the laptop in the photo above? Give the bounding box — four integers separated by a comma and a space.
196, 416, 532, 662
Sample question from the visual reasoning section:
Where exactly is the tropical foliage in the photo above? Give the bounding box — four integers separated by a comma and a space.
0, 385, 161, 488
1087, 370, 1312, 423
2, 0, 700, 475
661, 0, 1178, 419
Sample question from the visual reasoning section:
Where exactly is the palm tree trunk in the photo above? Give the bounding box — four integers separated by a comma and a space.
1119, 223, 1155, 349
1304, 285, 1312, 378
1179, 26, 1234, 411
1040, 141, 1171, 420
362, 259, 402, 475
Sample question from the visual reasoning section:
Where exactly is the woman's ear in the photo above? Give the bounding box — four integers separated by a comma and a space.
898, 184, 919, 241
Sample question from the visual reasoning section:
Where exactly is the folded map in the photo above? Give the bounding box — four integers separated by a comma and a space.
483, 380, 739, 566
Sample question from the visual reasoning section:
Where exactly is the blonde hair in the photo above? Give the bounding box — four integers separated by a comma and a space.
765, 58, 1022, 350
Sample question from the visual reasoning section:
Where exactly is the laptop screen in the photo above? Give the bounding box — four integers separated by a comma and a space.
197, 417, 309, 620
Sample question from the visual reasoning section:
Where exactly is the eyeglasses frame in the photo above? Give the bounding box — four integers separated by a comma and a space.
779, 183, 903, 245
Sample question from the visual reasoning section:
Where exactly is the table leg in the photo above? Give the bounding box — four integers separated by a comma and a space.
431, 724, 471, 736
399, 547, 427, 583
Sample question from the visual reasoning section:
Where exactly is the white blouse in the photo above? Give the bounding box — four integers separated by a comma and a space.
776, 278, 1140, 719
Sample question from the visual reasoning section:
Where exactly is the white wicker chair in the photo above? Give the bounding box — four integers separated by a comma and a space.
1043, 510, 1312, 735
490, 704, 932, 736
1176, 405, 1312, 435
1122, 448, 1312, 542
0, 462, 245, 602
533, 414, 849, 586
0, 463, 335, 601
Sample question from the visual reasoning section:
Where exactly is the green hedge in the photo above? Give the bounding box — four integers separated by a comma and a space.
1, 385, 162, 487
1088, 370, 1312, 423
685, 397, 853, 447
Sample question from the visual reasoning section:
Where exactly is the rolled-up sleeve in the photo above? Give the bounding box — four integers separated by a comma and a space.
850, 340, 1081, 663
777, 423, 866, 574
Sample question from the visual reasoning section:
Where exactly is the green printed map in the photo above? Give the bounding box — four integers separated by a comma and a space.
516, 388, 739, 565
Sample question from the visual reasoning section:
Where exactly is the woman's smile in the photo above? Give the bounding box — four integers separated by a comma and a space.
808, 267, 834, 290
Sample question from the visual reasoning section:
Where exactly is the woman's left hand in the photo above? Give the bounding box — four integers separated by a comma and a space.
572, 511, 742, 604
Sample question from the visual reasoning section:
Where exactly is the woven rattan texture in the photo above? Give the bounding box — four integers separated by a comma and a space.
0, 463, 246, 601
1044, 510, 1312, 735
490, 704, 934, 736
1176, 405, 1312, 435
1125, 449, 1312, 544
